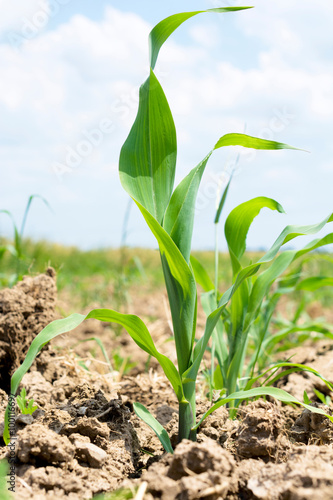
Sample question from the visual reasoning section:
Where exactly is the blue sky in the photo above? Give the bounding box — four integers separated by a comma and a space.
1, 1, 333, 251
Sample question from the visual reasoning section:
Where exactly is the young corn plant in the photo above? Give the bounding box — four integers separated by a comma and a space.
246, 267, 333, 374
3, 7, 333, 450
192, 177, 333, 410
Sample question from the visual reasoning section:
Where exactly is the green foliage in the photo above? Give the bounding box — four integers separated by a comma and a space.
0, 195, 51, 286
16, 388, 37, 415
133, 402, 173, 454
195, 197, 333, 411
3, 6, 333, 454
112, 351, 137, 377
313, 388, 332, 406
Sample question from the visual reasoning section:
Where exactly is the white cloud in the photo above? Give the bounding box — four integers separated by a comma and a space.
0, 0, 43, 35
0, 3, 332, 249
189, 22, 220, 49
237, 0, 333, 69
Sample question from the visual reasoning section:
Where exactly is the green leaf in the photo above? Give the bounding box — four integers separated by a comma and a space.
163, 153, 212, 262
190, 255, 215, 293
225, 197, 284, 354
246, 362, 333, 392
244, 233, 333, 332
296, 277, 333, 291
215, 174, 232, 224
163, 133, 298, 263
119, 69, 176, 224
313, 388, 330, 405
20, 194, 52, 239
134, 199, 197, 377
225, 197, 285, 273
214, 133, 303, 152
183, 212, 333, 385
149, 7, 253, 70
303, 391, 311, 404
193, 386, 333, 431
262, 324, 333, 353
201, 290, 228, 383
133, 402, 173, 454
3, 308, 185, 444
87, 309, 184, 401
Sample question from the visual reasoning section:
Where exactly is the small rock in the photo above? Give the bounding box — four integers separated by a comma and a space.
74, 441, 107, 468
78, 406, 88, 416
16, 414, 34, 425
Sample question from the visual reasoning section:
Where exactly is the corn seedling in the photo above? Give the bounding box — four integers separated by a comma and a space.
191, 161, 333, 414
16, 388, 37, 415
3, 7, 333, 451
313, 388, 332, 406
0, 195, 51, 286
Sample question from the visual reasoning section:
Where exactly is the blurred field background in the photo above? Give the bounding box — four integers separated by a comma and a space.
1, 237, 332, 315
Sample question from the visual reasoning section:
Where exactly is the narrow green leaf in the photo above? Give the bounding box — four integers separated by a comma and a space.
214, 133, 303, 152
190, 255, 215, 292
149, 7, 253, 70
296, 277, 333, 291
163, 153, 212, 262
215, 174, 232, 224
245, 233, 333, 331
201, 290, 228, 382
262, 325, 333, 352
246, 362, 333, 392
133, 402, 173, 454
303, 391, 311, 405
264, 218, 333, 262
119, 69, 176, 224
87, 309, 184, 401
164, 133, 299, 263
20, 194, 52, 238
193, 387, 333, 431
134, 199, 197, 377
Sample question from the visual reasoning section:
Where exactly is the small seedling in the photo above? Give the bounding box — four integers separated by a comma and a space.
16, 388, 38, 415
0, 194, 51, 285
313, 388, 332, 406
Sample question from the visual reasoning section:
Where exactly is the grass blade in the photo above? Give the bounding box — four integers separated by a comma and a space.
133, 402, 173, 454
193, 386, 333, 431
163, 153, 212, 262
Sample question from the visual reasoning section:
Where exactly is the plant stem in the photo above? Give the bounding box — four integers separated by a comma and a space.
178, 381, 196, 442
209, 222, 219, 402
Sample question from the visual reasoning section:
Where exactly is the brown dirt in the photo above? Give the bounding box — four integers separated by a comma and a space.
0, 268, 57, 392
0, 272, 333, 500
